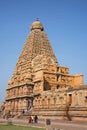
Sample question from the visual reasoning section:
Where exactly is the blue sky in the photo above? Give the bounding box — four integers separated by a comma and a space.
0, 0, 87, 102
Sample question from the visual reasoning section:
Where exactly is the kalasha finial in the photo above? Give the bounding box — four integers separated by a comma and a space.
36, 17, 39, 21
30, 18, 44, 31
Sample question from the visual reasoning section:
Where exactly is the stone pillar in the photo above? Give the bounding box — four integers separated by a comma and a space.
19, 87, 23, 95
63, 94, 67, 105
56, 95, 61, 106
48, 98, 50, 108
78, 91, 83, 106
71, 92, 75, 106
71, 92, 80, 106
66, 93, 72, 105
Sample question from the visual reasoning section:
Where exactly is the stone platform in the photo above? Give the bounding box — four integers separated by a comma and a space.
0, 118, 87, 130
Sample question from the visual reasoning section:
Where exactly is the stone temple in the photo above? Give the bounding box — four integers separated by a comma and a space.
5, 19, 87, 121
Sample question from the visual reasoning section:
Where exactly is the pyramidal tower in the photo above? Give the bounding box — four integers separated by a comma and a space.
8, 18, 58, 88
5, 19, 83, 117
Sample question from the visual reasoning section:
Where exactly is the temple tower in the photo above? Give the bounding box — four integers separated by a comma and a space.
5, 19, 83, 116
5, 19, 58, 114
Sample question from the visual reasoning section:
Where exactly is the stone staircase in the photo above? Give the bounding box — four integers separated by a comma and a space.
15, 107, 34, 119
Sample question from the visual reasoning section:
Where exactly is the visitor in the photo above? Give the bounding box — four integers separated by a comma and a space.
31, 115, 34, 123
28, 116, 32, 123
28, 105, 31, 111
22, 109, 25, 114
24, 109, 27, 113
34, 115, 38, 123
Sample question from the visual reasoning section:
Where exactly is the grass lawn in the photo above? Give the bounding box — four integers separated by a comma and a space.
0, 124, 45, 130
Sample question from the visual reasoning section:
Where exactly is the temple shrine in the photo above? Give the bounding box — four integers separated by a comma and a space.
5, 19, 87, 121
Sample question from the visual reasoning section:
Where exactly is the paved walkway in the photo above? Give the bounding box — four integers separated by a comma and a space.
0, 118, 87, 130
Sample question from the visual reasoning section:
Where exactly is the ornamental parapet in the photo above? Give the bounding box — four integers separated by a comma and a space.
5, 92, 34, 101
7, 82, 34, 90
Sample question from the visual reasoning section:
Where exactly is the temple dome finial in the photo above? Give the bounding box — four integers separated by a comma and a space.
30, 18, 44, 31
36, 17, 39, 21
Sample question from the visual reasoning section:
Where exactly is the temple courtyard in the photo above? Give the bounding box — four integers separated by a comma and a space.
0, 118, 87, 130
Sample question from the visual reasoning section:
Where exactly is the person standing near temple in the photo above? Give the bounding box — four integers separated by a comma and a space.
34, 115, 38, 123
28, 116, 32, 123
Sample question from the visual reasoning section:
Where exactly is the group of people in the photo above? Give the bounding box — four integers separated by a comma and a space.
29, 115, 38, 123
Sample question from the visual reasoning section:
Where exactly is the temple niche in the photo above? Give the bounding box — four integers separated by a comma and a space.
5, 18, 87, 121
